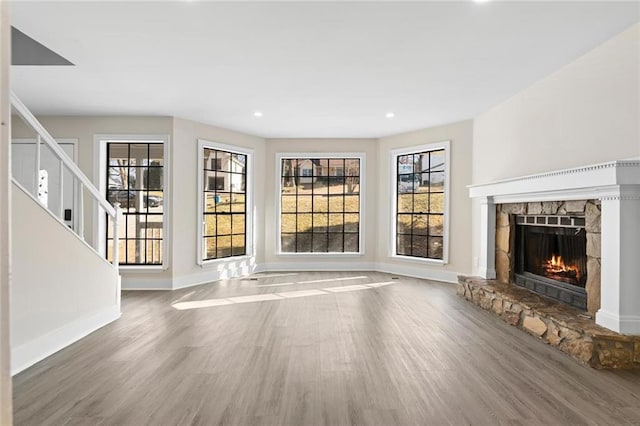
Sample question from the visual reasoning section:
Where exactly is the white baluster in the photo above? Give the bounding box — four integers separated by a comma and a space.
112, 202, 121, 270
78, 182, 84, 239
58, 160, 64, 219
35, 135, 41, 196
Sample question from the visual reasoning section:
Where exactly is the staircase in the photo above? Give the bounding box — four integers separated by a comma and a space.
10, 93, 122, 374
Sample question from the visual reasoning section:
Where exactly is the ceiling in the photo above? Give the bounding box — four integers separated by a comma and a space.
10, 1, 640, 138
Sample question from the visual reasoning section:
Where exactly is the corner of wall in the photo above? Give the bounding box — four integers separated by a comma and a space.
0, 0, 12, 419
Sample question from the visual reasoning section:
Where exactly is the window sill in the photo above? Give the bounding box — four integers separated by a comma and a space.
390, 254, 448, 266
119, 265, 168, 273
199, 255, 254, 267
276, 252, 364, 258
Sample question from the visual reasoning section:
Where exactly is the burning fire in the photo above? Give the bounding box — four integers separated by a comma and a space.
544, 255, 580, 281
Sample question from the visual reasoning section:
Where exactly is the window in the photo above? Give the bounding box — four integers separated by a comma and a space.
106, 142, 164, 265
199, 141, 252, 262
393, 142, 449, 262
278, 155, 363, 254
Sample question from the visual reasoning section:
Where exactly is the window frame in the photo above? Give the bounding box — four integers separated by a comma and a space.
275, 152, 365, 257
94, 134, 170, 270
197, 139, 254, 266
390, 141, 450, 265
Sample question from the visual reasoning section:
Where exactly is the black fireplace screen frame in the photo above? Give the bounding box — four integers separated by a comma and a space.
514, 217, 588, 310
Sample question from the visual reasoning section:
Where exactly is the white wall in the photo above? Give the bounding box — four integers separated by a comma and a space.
377, 120, 474, 282
263, 138, 378, 270
11, 183, 120, 374
473, 23, 640, 184
0, 0, 12, 420
171, 117, 266, 289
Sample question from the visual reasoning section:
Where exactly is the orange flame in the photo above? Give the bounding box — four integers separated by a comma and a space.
545, 254, 580, 281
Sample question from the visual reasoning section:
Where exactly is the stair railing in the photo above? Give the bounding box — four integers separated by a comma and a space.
10, 92, 121, 271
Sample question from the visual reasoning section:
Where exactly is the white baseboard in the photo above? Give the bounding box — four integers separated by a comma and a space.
260, 261, 460, 284
374, 262, 459, 284
172, 261, 260, 290
472, 267, 496, 280
11, 305, 121, 375
596, 310, 640, 335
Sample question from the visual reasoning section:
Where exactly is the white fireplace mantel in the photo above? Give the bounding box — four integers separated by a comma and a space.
468, 160, 640, 335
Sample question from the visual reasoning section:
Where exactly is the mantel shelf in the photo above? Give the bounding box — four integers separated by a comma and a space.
468, 160, 640, 202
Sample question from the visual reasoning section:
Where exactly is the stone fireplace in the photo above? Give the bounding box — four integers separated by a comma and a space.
468, 160, 640, 335
495, 201, 599, 313
458, 160, 640, 368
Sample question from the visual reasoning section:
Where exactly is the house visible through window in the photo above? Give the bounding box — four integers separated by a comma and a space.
202, 147, 247, 260
106, 142, 164, 265
279, 156, 362, 253
394, 144, 448, 260
208, 176, 225, 191
211, 158, 222, 170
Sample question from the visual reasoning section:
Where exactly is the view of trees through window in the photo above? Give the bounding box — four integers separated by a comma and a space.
106, 142, 164, 265
396, 148, 445, 259
280, 158, 360, 253
202, 147, 247, 260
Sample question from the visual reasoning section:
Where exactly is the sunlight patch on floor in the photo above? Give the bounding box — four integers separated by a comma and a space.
172, 281, 395, 310
277, 289, 327, 298
173, 298, 233, 310
323, 284, 369, 292
227, 293, 283, 304
257, 275, 369, 288
171, 290, 196, 305
248, 272, 300, 279
256, 282, 297, 288
296, 276, 369, 284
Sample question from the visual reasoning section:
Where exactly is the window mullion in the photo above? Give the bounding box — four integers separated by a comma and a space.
311, 167, 315, 252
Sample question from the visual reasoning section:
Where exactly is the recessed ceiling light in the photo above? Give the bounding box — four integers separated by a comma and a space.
253, 111, 263, 117
386, 112, 395, 119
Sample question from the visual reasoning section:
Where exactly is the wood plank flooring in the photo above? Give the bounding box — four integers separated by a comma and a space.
13, 272, 640, 425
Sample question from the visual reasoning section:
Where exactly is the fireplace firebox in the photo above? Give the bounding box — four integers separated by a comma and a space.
514, 215, 587, 310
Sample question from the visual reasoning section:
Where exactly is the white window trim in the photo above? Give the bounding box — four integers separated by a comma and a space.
197, 139, 254, 266
275, 152, 365, 257
390, 140, 450, 265
94, 134, 171, 271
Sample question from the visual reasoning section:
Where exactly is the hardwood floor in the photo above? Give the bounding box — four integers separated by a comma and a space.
13, 272, 640, 425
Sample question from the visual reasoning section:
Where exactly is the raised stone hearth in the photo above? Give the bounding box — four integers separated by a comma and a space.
458, 276, 640, 369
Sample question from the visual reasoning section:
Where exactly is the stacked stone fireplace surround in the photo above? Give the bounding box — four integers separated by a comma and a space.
459, 160, 640, 369
495, 200, 601, 314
